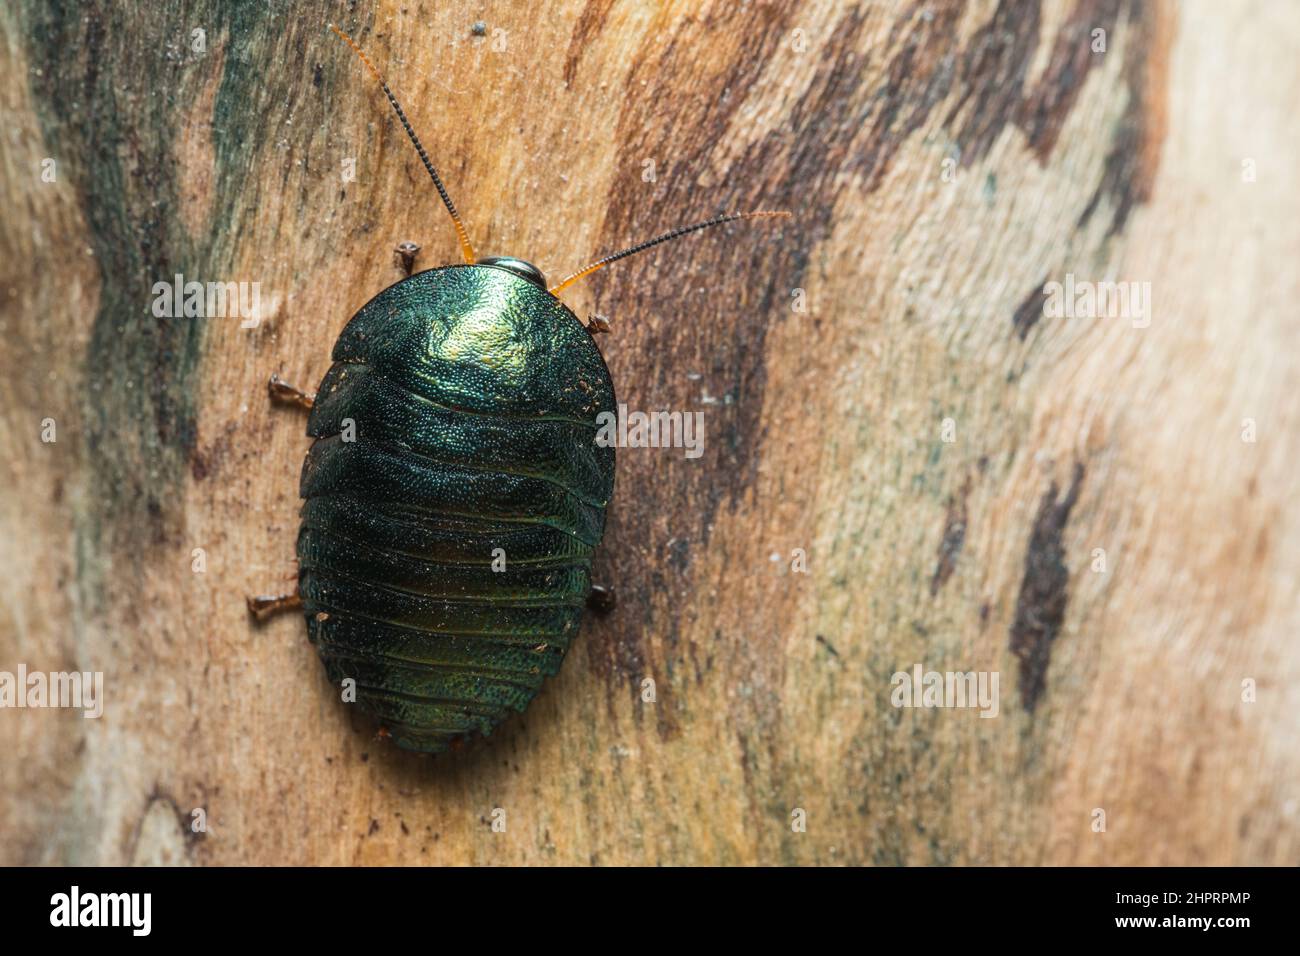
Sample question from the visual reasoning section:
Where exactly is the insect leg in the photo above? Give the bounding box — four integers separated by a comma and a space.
395, 240, 421, 277
246, 592, 303, 621
586, 584, 617, 614
267, 373, 315, 410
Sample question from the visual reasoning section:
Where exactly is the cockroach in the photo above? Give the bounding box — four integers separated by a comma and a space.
248, 24, 788, 753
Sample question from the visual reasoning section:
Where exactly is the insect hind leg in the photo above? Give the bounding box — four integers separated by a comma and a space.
267, 373, 315, 410
586, 584, 616, 615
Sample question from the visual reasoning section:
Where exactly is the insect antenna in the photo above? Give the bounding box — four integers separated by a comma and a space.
329, 23, 477, 264
548, 210, 790, 296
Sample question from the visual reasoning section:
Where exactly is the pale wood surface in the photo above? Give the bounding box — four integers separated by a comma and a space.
1, 0, 1297, 865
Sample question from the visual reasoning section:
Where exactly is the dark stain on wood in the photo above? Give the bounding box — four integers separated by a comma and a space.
1078, 0, 1172, 235
814, 633, 840, 657
584, 0, 795, 688
857, 2, 966, 194
942, 0, 1168, 239
589, 2, 965, 687
1013, 276, 1048, 338
945, 1, 1042, 162
17, 2, 322, 564
125, 785, 205, 864
188, 421, 236, 482
930, 476, 971, 595
563, 0, 616, 88
1009, 462, 1086, 712
1018, 0, 1123, 161
23, 3, 204, 556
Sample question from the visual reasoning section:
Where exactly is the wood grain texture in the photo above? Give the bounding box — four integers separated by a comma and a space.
2, 0, 1297, 865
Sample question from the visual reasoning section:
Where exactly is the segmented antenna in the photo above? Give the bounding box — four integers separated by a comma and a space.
329, 23, 477, 265
548, 211, 791, 296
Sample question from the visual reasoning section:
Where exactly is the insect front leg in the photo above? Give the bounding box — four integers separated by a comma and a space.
246, 592, 302, 621
395, 240, 421, 277
267, 373, 315, 410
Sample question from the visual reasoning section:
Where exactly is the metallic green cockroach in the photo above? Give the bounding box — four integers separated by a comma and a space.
248, 25, 787, 754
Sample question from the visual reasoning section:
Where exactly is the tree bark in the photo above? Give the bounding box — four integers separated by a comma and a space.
2, 0, 1297, 865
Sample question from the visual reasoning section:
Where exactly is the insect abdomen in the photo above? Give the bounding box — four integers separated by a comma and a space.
296, 267, 615, 753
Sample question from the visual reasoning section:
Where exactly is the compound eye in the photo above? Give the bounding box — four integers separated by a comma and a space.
478, 256, 547, 289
